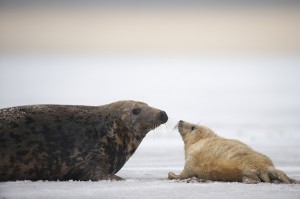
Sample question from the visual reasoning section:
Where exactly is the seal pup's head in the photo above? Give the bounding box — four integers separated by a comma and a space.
177, 120, 216, 145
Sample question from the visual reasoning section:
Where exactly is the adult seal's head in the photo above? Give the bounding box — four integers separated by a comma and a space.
0, 100, 168, 181
116, 101, 168, 136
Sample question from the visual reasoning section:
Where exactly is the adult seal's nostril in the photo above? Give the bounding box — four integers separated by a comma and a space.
160, 111, 168, 123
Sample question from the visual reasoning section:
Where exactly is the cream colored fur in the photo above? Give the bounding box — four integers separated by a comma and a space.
168, 121, 298, 183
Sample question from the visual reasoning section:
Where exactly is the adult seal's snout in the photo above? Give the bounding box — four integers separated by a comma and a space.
0, 100, 166, 181
160, 111, 168, 123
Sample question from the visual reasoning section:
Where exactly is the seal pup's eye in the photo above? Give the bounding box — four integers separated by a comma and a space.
132, 109, 141, 115
191, 126, 195, 131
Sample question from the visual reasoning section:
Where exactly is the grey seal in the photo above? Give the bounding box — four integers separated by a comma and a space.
0, 100, 168, 181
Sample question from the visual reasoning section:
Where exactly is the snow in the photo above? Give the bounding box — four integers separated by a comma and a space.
0, 54, 300, 198
1, 179, 300, 199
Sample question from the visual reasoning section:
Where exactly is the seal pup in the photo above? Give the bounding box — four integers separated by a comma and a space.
0, 100, 168, 181
168, 120, 298, 184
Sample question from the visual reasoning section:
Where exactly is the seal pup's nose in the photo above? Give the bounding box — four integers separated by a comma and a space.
178, 120, 184, 127
160, 111, 168, 123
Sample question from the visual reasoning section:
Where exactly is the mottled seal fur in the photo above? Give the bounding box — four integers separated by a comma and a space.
0, 100, 168, 181
168, 120, 298, 184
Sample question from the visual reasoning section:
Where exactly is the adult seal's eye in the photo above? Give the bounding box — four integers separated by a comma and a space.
191, 126, 195, 131
132, 109, 141, 115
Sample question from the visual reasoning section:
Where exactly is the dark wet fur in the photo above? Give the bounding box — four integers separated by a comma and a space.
0, 101, 167, 181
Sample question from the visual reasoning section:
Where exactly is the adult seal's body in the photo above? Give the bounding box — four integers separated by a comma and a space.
168, 120, 298, 184
0, 100, 168, 181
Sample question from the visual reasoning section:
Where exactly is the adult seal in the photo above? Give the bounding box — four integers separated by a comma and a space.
0, 100, 168, 181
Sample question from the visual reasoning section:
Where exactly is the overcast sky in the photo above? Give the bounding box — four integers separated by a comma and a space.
1, 0, 300, 8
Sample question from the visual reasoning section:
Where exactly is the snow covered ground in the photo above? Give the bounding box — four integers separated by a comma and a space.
0, 54, 300, 198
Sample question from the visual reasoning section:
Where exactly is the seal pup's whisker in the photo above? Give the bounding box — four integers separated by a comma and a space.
173, 123, 179, 131
160, 118, 178, 135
